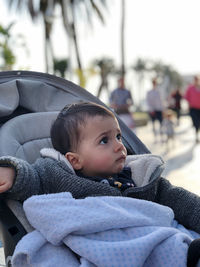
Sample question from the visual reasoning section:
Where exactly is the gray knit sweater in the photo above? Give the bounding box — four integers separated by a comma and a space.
1, 149, 200, 233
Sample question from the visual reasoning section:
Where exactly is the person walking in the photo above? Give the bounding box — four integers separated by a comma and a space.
146, 78, 164, 142
170, 88, 182, 125
184, 75, 200, 143
161, 109, 175, 151
110, 77, 135, 130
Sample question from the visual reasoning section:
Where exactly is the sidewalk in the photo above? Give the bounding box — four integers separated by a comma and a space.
0, 249, 5, 266
136, 115, 200, 196
0, 115, 199, 266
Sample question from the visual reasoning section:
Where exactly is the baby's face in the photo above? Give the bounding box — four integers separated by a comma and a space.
76, 115, 127, 177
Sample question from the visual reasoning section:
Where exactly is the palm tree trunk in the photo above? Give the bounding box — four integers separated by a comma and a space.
43, 17, 54, 73
71, 6, 85, 87
44, 20, 49, 73
97, 74, 108, 98
71, 23, 82, 71
121, 0, 126, 79
60, 0, 73, 79
61, 0, 85, 86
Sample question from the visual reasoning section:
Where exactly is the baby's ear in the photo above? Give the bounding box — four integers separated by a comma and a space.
65, 152, 83, 170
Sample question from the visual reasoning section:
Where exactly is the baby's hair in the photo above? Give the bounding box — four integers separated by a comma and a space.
50, 102, 116, 154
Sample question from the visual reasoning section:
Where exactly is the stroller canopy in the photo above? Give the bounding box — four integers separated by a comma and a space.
0, 71, 149, 159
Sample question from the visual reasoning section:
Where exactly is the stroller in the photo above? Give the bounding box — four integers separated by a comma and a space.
0, 70, 150, 266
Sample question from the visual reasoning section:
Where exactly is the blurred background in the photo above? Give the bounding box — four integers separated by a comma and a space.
0, 0, 200, 195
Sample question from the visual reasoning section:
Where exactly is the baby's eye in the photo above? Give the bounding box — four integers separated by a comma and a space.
116, 133, 122, 141
100, 137, 108, 144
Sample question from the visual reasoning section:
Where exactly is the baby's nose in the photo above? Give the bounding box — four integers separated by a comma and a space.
114, 140, 125, 152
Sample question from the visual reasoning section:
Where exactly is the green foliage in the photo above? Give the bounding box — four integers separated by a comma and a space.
53, 58, 69, 78
5, 0, 109, 81
0, 23, 16, 70
0, 22, 28, 70
149, 60, 183, 89
0, 25, 9, 36
93, 57, 115, 75
132, 57, 184, 90
92, 57, 115, 97
132, 58, 147, 72
0, 43, 16, 66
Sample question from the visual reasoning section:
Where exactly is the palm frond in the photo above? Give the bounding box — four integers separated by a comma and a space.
89, 0, 105, 24
60, 0, 73, 35
28, 0, 37, 19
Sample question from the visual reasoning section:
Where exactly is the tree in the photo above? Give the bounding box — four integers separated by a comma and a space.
0, 23, 28, 70
6, 0, 56, 73
149, 60, 165, 80
6, 0, 108, 85
132, 58, 147, 109
120, 0, 126, 79
53, 58, 69, 77
92, 57, 115, 98
57, 0, 108, 86
150, 60, 183, 93
0, 23, 16, 70
40, 0, 55, 73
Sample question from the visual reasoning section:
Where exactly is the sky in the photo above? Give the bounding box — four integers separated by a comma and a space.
1, 0, 200, 102
1, 0, 200, 73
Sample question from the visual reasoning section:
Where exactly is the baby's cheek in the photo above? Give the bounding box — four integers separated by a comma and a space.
94, 155, 112, 169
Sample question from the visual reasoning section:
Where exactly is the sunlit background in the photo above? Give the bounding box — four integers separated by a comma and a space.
0, 0, 200, 260
1, 0, 200, 103
0, 0, 200, 195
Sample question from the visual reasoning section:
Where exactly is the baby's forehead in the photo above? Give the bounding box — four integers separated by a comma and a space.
81, 115, 120, 132
84, 113, 115, 121
78, 113, 112, 125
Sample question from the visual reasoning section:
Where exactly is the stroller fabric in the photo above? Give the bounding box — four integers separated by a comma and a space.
0, 81, 19, 117
12, 192, 200, 267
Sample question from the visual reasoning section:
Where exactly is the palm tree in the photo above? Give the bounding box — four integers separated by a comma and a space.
92, 57, 115, 98
150, 60, 183, 98
5, 0, 55, 72
40, 0, 55, 73
149, 60, 165, 80
57, 0, 107, 86
53, 58, 69, 77
6, 0, 108, 85
132, 58, 147, 109
120, 0, 126, 79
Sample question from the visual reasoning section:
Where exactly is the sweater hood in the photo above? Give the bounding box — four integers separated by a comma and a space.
40, 148, 164, 188
40, 148, 75, 174
125, 154, 165, 187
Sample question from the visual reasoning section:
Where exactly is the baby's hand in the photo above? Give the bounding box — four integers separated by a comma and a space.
0, 167, 15, 193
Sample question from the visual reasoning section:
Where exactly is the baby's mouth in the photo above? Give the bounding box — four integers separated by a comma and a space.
116, 154, 126, 162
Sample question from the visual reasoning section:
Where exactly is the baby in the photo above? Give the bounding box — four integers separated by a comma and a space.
51, 101, 131, 186
0, 102, 200, 238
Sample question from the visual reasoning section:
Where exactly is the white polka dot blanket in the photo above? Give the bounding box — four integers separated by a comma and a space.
12, 192, 200, 267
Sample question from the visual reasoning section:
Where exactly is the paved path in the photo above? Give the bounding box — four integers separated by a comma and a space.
136, 115, 200, 196
0, 115, 199, 266
0, 249, 5, 266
